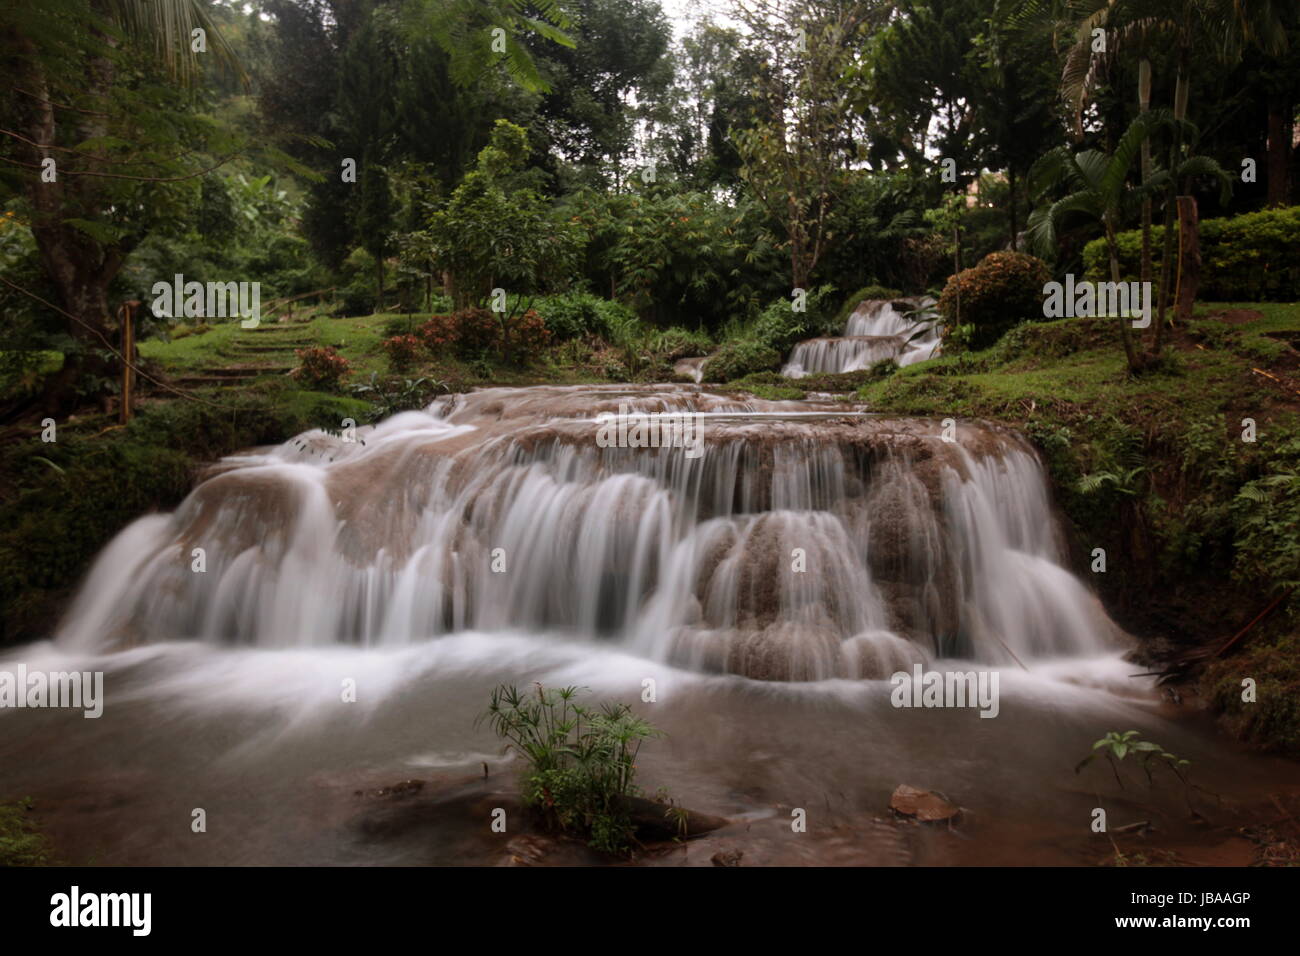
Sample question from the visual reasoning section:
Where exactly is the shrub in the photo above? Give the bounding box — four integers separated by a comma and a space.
703, 339, 782, 382
938, 251, 1052, 349
1082, 206, 1300, 301
648, 326, 712, 360
499, 309, 552, 364
414, 308, 550, 365
382, 315, 420, 338
0, 798, 51, 866
417, 314, 457, 353
481, 684, 662, 854
381, 334, 422, 372
349, 372, 448, 421
292, 346, 351, 390
532, 292, 638, 342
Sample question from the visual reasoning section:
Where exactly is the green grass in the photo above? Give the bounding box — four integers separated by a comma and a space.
0, 798, 53, 866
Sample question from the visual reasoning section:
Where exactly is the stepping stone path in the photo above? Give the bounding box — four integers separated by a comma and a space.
171, 318, 315, 389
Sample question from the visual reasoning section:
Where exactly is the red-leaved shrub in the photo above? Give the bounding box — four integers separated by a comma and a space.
381, 334, 422, 372
292, 346, 351, 390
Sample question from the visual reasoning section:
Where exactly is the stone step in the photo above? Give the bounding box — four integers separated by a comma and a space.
228, 343, 310, 352
207, 365, 293, 376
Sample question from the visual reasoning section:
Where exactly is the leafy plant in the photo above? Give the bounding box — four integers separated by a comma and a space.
348, 372, 446, 422
480, 684, 663, 855
381, 334, 423, 373
1075, 730, 1191, 789
938, 250, 1051, 349
291, 346, 351, 391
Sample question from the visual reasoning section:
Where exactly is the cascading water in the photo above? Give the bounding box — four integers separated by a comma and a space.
58, 384, 1120, 679
783, 297, 942, 377
8, 382, 1299, 866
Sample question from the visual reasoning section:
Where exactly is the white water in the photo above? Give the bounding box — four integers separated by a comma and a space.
56, 385, 1120, 679
783, 298, 942, 377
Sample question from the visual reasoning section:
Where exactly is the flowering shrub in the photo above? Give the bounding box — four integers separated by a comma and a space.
454, 307, 502, 356
381, 334, 422, 372
292, 346, 350, 390
938, 251, 1051, 349
505, 309, 552, 361
417, 315, 457, 353
415, 307, 551, 365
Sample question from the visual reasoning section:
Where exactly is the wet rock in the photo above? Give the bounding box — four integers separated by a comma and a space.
711, 846, 744, 866
889, 785, 961, 823
624, 796, 729, 840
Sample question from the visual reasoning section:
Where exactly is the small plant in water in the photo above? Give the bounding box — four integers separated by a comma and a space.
1075, 730, 1191, 788
480, 683, 663, 855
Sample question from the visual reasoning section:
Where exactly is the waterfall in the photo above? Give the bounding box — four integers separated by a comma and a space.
56, 385, 1123, 680
783, 298, 942, 377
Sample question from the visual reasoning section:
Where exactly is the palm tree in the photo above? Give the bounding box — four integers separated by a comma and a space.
1026, 111, 1170, 372
1054, 0, 1287, 349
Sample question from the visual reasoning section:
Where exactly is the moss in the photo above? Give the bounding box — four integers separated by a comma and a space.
0, 798, 53, 866
1203, 627, 1300, 754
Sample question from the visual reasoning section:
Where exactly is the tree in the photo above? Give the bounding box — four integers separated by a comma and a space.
730, 0, 886, 290
1, 0, 246, 412
1027, 111, 1168, 372
1049, 0, 1287, 354
428, 120, 585, 355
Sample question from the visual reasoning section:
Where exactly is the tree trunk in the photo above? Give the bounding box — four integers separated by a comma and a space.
1138, 58, 1153, 292
1007, 167, 1017, 251
1153, 51, 1189, 358
1108, 224, 1139, 374
17, 35, 123, 412
1175, 196, 1201, 324
1266, 97, 1292, 208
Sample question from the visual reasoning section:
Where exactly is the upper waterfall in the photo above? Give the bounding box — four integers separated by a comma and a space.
56, 385, 1123, 680
783, 297, 942, 377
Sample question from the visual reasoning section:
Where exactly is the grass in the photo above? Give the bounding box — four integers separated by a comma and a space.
0, 798, 53, 865
140, 311, 616, 390
481, 684, 662, 855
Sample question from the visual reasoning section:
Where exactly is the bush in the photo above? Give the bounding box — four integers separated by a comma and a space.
532, 292, 638, 342
482, 684, 662, 855
381, 334, 422, 372
417, 314, 457, 353
415, 308, 550, 365
292, 346, 351, 390
1082, 206, 1300, 301
938, 251, 1052, 349
381, 315, 420, 338
648, 326, 712, 360
703, 339, 782, 382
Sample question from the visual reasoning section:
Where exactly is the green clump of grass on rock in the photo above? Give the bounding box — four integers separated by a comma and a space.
481, 684, 663, 855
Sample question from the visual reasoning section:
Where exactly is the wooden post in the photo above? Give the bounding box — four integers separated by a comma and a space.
119, 301, 134, 425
